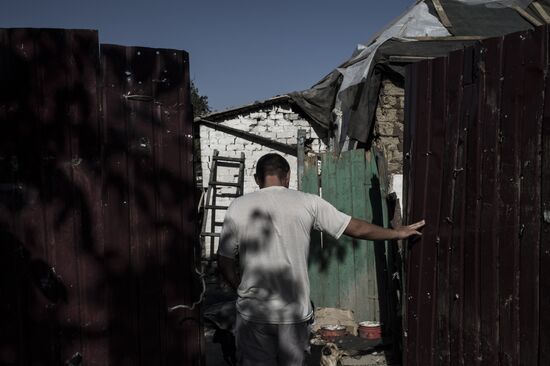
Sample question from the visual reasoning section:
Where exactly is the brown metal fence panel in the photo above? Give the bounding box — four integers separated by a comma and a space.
540, 35, 550, 366
100, 43, 202, 366
478, 35, 502, 366
0, 28, 201, 365
518, 27, 545, 366
404, 25, 550, 366
0, 28, 103, 365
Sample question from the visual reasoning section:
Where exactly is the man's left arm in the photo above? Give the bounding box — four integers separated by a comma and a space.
217, 211, 241, 291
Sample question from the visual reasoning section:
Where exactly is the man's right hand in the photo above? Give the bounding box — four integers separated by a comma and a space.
344, 218, 425, 241
394, 220, 425, 240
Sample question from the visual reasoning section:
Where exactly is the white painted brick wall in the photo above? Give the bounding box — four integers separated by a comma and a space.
199, 104, 328, 256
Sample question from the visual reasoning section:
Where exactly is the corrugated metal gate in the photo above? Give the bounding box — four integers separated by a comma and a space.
404, 25, 550, 365
0, 28, 202, 365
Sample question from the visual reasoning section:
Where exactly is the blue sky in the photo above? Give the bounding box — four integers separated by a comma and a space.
1, 0, 412, 111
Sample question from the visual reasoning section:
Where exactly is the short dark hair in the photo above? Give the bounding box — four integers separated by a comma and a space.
255, 153, 290, 183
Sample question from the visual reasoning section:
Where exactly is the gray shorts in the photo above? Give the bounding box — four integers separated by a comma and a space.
235, 313, 310, 366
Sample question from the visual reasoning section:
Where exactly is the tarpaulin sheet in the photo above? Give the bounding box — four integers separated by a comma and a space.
436, 0, 533, 36
289, 0, 549, 148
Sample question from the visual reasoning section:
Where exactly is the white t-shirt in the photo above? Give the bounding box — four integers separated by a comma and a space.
218, 186, 351, 324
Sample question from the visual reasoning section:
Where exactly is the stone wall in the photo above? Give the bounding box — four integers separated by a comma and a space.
199, 104, 328, 256
373, 77, 405, 174
373, 77, 405, 206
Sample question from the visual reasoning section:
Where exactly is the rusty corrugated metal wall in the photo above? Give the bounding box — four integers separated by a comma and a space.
0, 28, 202, 365
404, 25, 550, 366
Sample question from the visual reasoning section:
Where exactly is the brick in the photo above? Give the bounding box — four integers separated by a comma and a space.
376, 121, 395, 136
277, 107, 293, 114
226, 144, 244, 151
269, 126, 287, 133
376, 108, 397, 123
276, 131, 295, 139
244, 144, 259, 152
387, 86, 404, 96
293, 120, 311, 128
250, 126, 267, 133
218, 136, 236, 145
380, 95, 396, 108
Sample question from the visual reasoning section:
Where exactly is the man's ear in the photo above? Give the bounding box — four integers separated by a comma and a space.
284, 171, 290, 187
254, 174, 261, 187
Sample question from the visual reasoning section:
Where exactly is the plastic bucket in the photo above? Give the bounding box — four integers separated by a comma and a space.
320, 325, 347, 340
358, 321, 382, 340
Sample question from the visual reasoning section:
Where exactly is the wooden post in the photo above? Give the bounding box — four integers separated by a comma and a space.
297, 129, 306, 190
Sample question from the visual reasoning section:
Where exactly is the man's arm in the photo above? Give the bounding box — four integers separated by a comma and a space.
343, 218, 425, 241
217, 255, 240, 291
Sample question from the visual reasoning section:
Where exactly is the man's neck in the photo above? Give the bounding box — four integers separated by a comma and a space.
261, 176, 286, 188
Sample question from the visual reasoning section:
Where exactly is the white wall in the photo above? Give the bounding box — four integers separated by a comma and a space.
199, 104, 328, 256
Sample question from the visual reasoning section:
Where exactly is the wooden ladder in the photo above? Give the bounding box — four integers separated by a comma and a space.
200, 150, 245, 267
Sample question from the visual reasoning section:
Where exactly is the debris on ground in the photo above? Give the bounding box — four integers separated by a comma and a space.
312, 307, 358, 336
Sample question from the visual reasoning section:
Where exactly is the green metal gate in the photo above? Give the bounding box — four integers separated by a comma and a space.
301, 148, 400, 331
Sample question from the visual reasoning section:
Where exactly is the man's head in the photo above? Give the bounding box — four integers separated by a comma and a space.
254, 153, 290, 188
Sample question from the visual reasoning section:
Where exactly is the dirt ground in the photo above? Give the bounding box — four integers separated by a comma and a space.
204, 330, 323, 366
202, 281, 393, 366
203, 325, 392, 366
204, 325, 229, 366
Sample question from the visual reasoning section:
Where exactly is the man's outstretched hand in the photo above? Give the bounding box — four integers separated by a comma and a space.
344, 218, 426, 241
394, 220, 425, 240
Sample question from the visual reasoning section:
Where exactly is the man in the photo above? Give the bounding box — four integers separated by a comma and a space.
218, 153, 424, 366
